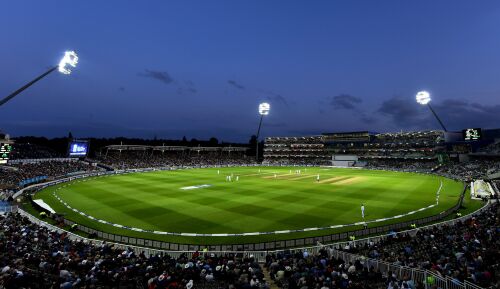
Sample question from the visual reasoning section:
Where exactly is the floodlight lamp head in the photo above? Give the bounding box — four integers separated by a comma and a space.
258, 102, 270, 115
58, 51, 78, 74
416, 91, 431, 105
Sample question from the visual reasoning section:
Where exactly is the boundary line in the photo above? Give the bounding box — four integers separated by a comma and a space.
49, 178, 444, 237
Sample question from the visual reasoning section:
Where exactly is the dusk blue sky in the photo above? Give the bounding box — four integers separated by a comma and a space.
1, 1, 500, 142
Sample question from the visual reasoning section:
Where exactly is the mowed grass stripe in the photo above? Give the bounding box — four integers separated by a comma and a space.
61, 181, 247, 232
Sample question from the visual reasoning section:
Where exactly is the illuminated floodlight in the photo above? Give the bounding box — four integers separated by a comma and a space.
416, 90, 448, 131
416, 91, 431, 105
258, 102, 270, 115
58, 51, 79, 74
0, 50, 79, 107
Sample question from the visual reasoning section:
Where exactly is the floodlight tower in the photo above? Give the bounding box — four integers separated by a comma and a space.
0, 51, 79, 107
255, 102, 270, 162
416, 91, 447, 131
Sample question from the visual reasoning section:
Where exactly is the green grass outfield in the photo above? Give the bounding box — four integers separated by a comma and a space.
34, 166, 466, 244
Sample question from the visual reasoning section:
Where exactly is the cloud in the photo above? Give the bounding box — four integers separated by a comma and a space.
138, 69, 174, 84
433, 99, 500, 129
138, 69, 197, 95
377, 96, 427, 127
329, 94, 362, 110
320, 93, 376, 124
227, 80, 245, 90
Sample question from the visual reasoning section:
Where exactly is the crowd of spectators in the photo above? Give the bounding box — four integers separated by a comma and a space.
8, 143, 63, 160
477, 141, 500, 155
372, 131, 444, 148
0, 212, 269, 288
263, 200, 499, 289
263, 158, 330, 166
0, 161, 98, 189
265, 248, 409, 289
341, 202, 499, 288
96, 151, 253, 170
263, 137, 329, 165
362, 158, 500, 181
8, 209, 494, 289
363, 159, 437, 172
437, 159, 500, 180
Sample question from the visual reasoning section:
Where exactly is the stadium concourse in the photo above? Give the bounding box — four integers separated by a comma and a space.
0, 130, 499, 289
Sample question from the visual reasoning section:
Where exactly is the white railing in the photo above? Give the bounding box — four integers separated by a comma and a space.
327, 242, 487, 289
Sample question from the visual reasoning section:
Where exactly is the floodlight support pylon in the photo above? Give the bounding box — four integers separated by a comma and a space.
255, 114, 264, 162
0, 66, 58, 107
427, 103, 447, 132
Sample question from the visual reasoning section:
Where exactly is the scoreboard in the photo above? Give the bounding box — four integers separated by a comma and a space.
68, 141, 89, 157
0, 143, 12, 164
462, 128, 482, 141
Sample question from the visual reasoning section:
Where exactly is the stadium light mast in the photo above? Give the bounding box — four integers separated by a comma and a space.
255, 102, 270, 162
416, 91, 447, 132
0, 51, 78, 107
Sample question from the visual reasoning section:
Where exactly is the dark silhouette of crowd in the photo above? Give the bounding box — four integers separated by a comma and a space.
364, 159, 437, 172
437, 159, 500, 181
265, 248, 399, 289
264, 159, 330, 166
363, 159, 500, 181
341, 202, 499, 288
0, 161, 98, 189
8, 143, 63, 160
96, 151, 253, 170
0, 212, 270, 289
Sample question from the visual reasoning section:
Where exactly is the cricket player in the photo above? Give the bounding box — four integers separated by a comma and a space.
361, 204, 365, 219
236, 176, 239, 181
316, 174, 320, 182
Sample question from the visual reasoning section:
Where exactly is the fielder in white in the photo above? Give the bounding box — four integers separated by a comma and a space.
361, 204, 365, 219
